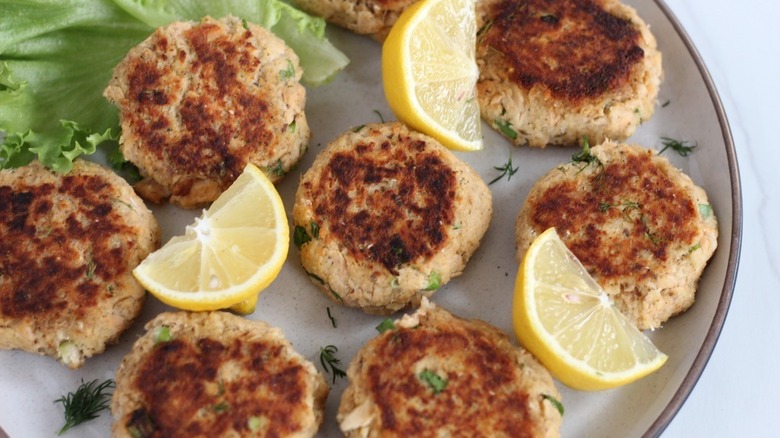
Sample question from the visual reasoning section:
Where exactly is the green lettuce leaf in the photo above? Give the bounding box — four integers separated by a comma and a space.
110, 0, 349, 85
1, 120, 118, 173
0, 0, 348, 172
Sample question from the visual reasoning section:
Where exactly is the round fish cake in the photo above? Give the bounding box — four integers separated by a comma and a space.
111, 311, 328, 437
104, 16, 310, 208
0, 160, 159, 368
290, 0, 417, 41
337, 299, 563, 437
515, 141, 718, 330
292, 123, 492, 314
476, 0, 662, 147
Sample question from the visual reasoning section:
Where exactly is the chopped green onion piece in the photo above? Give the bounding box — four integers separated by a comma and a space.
418, 369, 447, 394
424, 271, 442, 291
154, 326, 172, 344
543, 394, 564, 415
375, 318, 396, 334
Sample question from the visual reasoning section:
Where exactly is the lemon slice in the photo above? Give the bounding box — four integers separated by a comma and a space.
382, 0, 482, 151
133, 164, 289, 312
228, 294, 259, 315
513, 228, 667, 391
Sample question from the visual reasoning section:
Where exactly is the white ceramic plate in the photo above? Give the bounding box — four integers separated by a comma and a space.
0, 1, 741, 436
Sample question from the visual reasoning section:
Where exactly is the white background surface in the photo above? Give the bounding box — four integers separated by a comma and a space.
663, 0, 780, 436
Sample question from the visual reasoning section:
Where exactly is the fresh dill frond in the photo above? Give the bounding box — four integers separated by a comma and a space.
489, 153, 519, 185
571, 136, 601, 168
319, 345, 346, 384
373, 110, 385, 123
659, 137, 697, 156
54, 378, 114, 435
327, 307, 337, 328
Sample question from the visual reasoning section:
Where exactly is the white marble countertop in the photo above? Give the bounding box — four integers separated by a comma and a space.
662, 0, 779, 436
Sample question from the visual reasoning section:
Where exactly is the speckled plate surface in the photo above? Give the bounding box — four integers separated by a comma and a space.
0, 1, 740, 436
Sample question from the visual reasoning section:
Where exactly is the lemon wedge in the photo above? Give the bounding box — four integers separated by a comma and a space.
133, 163, 289, 312
382, 0, 482, 151
513, 228, 667, 391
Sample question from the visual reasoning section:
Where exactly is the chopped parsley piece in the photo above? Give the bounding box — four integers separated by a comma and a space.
542, 394, 564, 415
54, 379, 115, 435
212, 401, 230, 413
659, 137, 697, 156
375, 318, 396, 334
319, 345, 346, 384
418, 369, 448, 394
661, 99, 671, 108
494, 119, 518, 140
309, 221, 320, 239
264, 159, 285, 177
293, 225, 311, 248
280, 60, 295, 80
489, 153, 520, 185
293, 223, 320, 248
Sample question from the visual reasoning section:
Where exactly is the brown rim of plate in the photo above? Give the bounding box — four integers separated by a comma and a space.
644, 1, 742, 437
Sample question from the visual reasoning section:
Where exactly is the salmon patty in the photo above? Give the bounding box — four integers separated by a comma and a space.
0, 160, 159, 368
105, 16, 310, 208
515, 141, 718, 329
338, 299, 563, 437
292, 123, 492, 314
290, 0, 417, 41
476, 0, 662, 147
111, 311, 328, 437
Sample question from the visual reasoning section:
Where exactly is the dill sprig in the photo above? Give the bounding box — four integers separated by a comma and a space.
489, 153, 519, 185
571, 136, 601, 169
54, 378, 114, 435
659, 137, 697, 156
326, 307, 337, 328
319, 345, 346, 384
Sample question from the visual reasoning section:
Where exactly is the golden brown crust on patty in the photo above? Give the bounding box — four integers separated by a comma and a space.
515, 142, 718, 329
482, 0, 644, 101
338, 299, 562, 437
290, 0, 417, 41
105, 16, 309, 208
293, 123, 492, 314
111, 311, 328, 438
476, 0, 662, 147
0, 160, 159, 368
